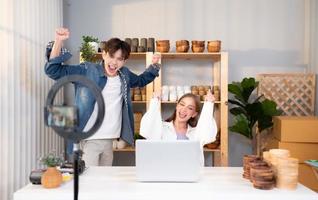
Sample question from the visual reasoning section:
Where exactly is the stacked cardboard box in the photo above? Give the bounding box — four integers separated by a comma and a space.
266, 116, 318, 192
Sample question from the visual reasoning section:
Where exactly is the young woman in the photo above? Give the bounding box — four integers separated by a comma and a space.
140, 90, 217, 149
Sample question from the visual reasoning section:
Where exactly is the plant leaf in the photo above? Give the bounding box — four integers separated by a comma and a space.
230, 107, 246, 116
228, 99, 245, 108
241, 78, 258, 102
246, 102, 263, 123
229, 115, 252, 139
258, 115, 274, 132
228, 84, 245, 103
261, 99, 281, 116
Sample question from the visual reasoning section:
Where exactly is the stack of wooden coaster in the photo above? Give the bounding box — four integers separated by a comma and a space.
249, 160, 275, 190
242, 155, 260, 180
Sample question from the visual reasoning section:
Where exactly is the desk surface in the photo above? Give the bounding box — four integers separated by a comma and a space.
14, 167, 317, 200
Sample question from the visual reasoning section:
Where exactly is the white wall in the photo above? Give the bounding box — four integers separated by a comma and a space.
0, 1, 64, 200
307, 0, 318, 114
63, 0, 310, 166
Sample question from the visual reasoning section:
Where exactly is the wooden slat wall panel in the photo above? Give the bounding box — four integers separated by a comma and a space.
0, 1, 64, 200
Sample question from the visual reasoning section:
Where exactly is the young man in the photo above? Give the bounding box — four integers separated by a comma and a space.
45, 27, 160, 166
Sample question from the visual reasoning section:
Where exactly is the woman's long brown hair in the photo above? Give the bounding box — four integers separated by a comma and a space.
165, 93, 201, 127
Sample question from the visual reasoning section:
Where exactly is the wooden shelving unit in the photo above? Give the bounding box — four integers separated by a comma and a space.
146, 52, 228, 166
86, 52, 228, 166
113, 146, 220, 152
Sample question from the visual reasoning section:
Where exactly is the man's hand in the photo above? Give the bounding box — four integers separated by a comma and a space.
152, 53, 161, 64
49, 27, 70, 60
55, 27, 70, 42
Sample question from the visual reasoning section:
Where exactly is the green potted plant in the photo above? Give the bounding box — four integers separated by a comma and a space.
79, 35, 99, 62
228, 77, 282, 155
39, 152, 64, 188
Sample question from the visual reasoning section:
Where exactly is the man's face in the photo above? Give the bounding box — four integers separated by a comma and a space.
102, 49, 126, 77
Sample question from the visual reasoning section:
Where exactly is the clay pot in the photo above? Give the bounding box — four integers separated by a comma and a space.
176, 40, 190, 52
207, 40, 221, 52
191, 40, 205, 46
41, 167, 63, 188
156, 40, 169, 46
191, 45, 205, 53
176, 40, 189, 46
176, 45, 189, 53
156, 46, 170, 53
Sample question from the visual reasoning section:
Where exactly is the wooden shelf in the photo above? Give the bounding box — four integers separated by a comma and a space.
132, 101, 147, 104
94, 52, 146, 60
161, 101, 221, 104
113, 146, 135, 152
160, 52, 222, 60
113, 146, 220, 152
94, 52, 223, 60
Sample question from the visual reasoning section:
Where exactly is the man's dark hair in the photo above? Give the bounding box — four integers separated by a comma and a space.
100, 38, 130, 60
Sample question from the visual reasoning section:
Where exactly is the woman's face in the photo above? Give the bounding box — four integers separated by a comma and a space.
175, 97, 198, 123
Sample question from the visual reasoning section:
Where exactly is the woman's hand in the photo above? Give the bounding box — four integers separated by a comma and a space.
205, 89, 215, 102
152, 90, 161, 100
55, 27, 70, 42
152, 53, 161, 64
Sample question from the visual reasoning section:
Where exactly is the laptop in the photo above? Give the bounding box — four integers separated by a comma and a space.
135, 140, 201, 182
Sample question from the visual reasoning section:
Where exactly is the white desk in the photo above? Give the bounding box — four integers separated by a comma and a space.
14, 167, 317, 200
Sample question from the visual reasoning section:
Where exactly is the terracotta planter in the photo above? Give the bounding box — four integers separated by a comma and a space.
41, 167, 63, 188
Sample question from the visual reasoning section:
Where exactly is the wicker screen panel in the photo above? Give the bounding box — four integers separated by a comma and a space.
257, 73, 316, 116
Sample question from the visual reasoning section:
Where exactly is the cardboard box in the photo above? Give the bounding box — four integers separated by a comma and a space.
266, 139, 318, 163
273, 116, 318, 143
299, 163, 318, 192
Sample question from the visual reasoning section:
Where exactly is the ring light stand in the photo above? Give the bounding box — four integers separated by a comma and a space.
45, 75, 105, 200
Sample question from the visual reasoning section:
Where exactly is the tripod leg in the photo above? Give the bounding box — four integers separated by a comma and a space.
73, 143, 80, 200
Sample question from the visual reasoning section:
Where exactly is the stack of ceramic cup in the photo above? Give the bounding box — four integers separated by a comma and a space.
131, 38, 139, 52
269, 149, 290, 172
276, 157, 299, 190
268, 149, 298, 190
125, 38, 155, 52
161, 85, 192, 102
147, 38, 155, 52
262, 151, 271, 164
138, 38, 147, 52
184, 86, 191, 94
176, 86, 184, 100
249, 160, 275, 190
169, 86, 177, 102
161, 85, 169, 101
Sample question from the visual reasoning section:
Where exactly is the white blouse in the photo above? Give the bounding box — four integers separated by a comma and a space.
140, 98, 217, 147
